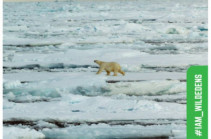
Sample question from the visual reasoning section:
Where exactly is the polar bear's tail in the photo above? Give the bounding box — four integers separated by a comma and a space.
119, 70, 125, 76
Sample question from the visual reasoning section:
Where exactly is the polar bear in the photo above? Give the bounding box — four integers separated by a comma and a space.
94, 60, 125, 76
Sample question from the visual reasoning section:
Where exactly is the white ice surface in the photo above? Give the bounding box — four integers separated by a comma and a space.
41, 124, 186, 139
3, 124, 186, 139
3, 0, 207, 138
4, 71, 185, 82
3, 72, 186, 100
4, 48, 208, 68
3, 126, 45, 139
3, 94, 186, 121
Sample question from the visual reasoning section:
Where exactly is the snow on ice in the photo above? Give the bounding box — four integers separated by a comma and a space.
3, 0, 207, 138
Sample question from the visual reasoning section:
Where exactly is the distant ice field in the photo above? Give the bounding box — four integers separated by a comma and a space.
3, 0, 207, 138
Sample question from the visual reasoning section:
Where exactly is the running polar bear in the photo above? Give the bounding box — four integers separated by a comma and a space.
94, 60, 125, 76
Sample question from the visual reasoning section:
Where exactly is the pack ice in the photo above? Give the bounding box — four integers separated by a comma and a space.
3, 0, 207, 138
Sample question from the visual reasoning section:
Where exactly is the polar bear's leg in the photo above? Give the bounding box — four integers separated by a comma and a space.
106, 70, 110, 76
96, 67, 104, 74
118, 69, 125, 76
113, 69, 118, 76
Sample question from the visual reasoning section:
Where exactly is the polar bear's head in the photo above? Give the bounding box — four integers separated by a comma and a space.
94, 60, 102, 65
